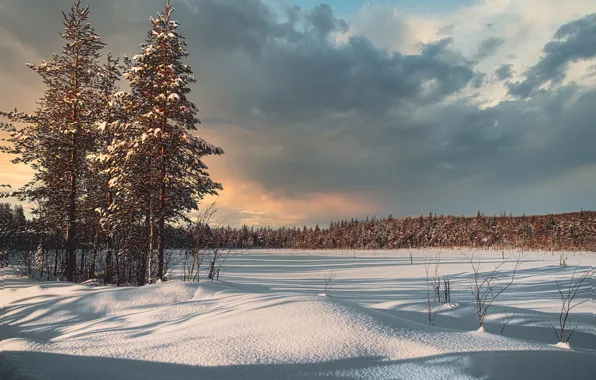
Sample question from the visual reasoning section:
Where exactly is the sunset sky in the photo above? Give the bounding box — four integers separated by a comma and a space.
1, 0, 595, 227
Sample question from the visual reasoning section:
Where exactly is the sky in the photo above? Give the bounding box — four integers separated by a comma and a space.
0, 0, 595, 227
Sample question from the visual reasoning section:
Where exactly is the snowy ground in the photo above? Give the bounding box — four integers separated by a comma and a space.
1, 249, 595, 379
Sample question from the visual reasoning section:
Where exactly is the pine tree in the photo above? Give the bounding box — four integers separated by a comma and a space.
1, 0, 106, 281
117, 1, 223, 281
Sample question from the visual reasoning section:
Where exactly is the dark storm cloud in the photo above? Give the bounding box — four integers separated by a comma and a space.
494, 63, 514, 80
1, 0, 476, 124
305, 4, 349, 38
243, 36, 477, 124
422, 84, 596, 189
230, 82, 596, 211
182, 0, 276, 54
1, 0, 595, 221
0, 0, 71, 86
473, 36, 505, 61
508, 12, 596, 98
0, 0, 171, 79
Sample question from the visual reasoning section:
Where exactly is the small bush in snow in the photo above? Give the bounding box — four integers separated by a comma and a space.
463, 251, 522, 329
550, 267, 590, 345
323, 269, 337, 295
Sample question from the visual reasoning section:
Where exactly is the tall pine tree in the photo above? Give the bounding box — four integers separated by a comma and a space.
117, 1, 223, 281
0, 0, 106, 281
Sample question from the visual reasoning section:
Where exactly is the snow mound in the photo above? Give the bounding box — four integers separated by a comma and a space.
554, 341, 572, 350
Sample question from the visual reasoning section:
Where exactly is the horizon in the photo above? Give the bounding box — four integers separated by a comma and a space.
1, 0, 595, 228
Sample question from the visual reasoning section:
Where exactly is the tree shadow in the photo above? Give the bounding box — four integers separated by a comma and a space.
2, 349, 595, 380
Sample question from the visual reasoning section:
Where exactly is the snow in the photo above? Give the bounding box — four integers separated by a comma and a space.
1, 250, 595, 379
555, 342, 572, 350
97, 121, 107, 132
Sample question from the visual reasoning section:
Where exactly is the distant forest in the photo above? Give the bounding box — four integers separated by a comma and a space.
185, 210, 596, 252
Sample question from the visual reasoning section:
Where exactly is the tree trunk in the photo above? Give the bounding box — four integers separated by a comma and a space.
65, 29, 80, 282
80, 239, 86, 280
114, 245, 120, 286
155, 40, 170, 282
105, 236, 113, 284
65, 169, 77, 282
146, 203, 154, 283
53, 234, 60, 279
79, 225, 89, 280
156, 144, 166, 281
40, 234, 47, 279
89, 224, 100, 279
208, 248, 217, 281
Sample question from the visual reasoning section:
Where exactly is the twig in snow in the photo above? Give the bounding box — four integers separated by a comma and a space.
500, 309, 516, 335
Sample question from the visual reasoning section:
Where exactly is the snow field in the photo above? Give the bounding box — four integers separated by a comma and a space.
1, 249, 595, 379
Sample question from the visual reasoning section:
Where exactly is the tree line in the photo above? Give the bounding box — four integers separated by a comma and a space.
1, 0, 222, 283
202, 211, 596, 252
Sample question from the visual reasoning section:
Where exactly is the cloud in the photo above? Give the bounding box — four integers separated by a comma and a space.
180, 0, 276, 55
305, 4, 349, 38
494, 63, 514, 80
471, 72, 486, 88
473, 36, 505, 61
241, 36, 476, 125
508, 13, 596, 98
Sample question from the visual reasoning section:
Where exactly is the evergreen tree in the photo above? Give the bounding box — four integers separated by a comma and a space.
1, 0, 106, 281
118, 1, 223, 281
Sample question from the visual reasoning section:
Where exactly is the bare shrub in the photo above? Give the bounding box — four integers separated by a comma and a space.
208, 242, 236, 282
183, 202, 217, 282
550, 267, 590, 344
463, 251, 522, 329
424, 252, 443, 324
443, 276, 452, 304
323, 269, 337, 295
